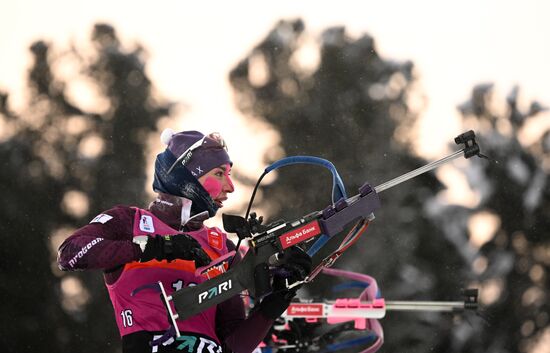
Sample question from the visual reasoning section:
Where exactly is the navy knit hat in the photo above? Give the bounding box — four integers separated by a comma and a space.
152, 129, 232, 217
162, 129, 231, 178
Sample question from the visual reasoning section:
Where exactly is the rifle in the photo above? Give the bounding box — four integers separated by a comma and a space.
158, 130, 485, 337
260, 267, 478, 353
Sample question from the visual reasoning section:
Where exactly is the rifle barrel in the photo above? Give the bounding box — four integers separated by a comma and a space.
374, 149, 464, 193
385, 300, 466, 312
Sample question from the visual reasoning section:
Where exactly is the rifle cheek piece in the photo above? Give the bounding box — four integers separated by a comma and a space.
222, 214, 251, 240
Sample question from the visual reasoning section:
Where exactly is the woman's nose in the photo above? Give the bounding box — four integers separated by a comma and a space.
224, 174, 235, 193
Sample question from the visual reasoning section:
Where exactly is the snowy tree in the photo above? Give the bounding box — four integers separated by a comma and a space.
0, 24, 172, 353
431, 84, 550, 353
230, 19, 471, 353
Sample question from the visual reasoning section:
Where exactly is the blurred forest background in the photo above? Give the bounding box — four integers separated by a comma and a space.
0, 20, 548, 353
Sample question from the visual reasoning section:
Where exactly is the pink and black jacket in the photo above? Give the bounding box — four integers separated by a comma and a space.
58, 193, 273, 353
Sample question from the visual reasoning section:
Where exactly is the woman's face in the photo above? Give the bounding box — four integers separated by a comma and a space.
198, 163, 234, 208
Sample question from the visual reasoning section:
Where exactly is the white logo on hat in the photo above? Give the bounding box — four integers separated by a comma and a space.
196, 166, 203, 175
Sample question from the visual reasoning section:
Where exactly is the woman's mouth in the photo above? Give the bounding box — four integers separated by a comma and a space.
215, 198, 226, 208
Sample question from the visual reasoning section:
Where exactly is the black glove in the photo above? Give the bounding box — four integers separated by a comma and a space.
272, 246, 312, 290
259, 246, 312, 319
140, 234, 211, 267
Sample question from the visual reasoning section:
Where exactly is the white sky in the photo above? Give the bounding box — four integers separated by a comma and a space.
1, 0, 549, 197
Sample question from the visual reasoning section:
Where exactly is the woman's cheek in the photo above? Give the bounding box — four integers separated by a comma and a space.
202, 177, 223, 199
